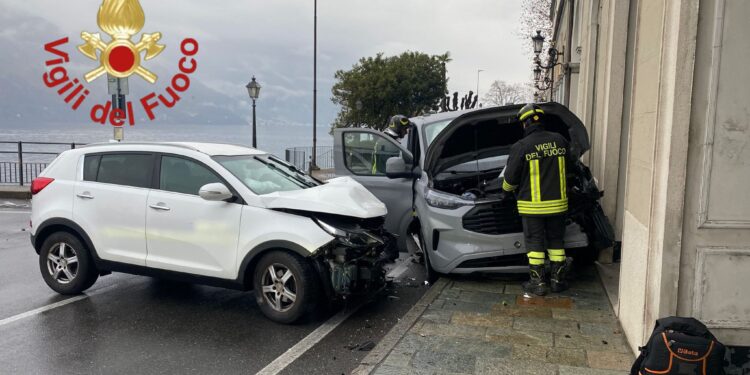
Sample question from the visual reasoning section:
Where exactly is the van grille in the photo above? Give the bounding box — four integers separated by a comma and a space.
462, 201, 523, 235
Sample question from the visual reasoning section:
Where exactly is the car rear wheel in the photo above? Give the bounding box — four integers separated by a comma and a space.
253, 251, 320, 324
39, 232, 99, 295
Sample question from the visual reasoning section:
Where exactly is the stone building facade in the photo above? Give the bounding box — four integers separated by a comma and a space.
545, 0, 750, 351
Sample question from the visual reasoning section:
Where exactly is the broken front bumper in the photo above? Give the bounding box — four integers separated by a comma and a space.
311, 229, 395, 300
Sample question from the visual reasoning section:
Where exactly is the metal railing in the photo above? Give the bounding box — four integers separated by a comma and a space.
284, 146, 334, 172
2, 142, 333, 185
0, 142, 80, 185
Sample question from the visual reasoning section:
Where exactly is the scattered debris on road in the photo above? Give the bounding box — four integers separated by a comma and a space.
346, 340, 376, 351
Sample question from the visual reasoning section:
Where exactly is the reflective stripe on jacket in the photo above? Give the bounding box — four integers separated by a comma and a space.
502, 124, 570, 216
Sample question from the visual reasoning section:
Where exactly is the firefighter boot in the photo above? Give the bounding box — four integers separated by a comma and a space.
522, 264, 549, 296
550, 257, 573, 293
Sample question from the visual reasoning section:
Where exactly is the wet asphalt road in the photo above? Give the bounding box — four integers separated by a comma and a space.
0, 202, 428, 374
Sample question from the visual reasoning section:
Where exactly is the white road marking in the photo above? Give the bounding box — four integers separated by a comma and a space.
255, 300, 366, 375
256, 256, 418, 374
0, 295, 88, 327
0, 284, 118, 328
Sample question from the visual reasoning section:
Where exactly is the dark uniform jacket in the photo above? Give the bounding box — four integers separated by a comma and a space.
502, 124, 570, 216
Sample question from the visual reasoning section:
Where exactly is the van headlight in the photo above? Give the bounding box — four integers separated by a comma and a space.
424, 188, 473, 209
314, 218, 383, 247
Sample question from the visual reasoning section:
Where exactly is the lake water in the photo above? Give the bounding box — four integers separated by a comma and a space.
0, 123, 333, 163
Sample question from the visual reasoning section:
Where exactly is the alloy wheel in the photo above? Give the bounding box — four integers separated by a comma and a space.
261, 264, 297, 312
46, 242, 79, 285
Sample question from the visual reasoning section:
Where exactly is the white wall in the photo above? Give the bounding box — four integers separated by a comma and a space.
678, 0, 750, 346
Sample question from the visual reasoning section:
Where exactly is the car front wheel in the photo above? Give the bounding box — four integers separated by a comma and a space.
253, 251, 320, 324
39, 232, 99, 295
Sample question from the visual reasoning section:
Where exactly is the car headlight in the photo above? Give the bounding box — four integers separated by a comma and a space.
424, 188, 474, 209
314, 218, 383, 247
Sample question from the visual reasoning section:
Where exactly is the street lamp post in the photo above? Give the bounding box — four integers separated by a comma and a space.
246, 76, 261, 148
355, 100, 363, 127
311, 0, 319, 172
530, 30, 563, 102
476, 69, 484, 103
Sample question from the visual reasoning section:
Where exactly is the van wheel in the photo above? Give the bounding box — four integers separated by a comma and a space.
417, 231, 439, 284
39, 232, 98, 295
253, 251, 320, 324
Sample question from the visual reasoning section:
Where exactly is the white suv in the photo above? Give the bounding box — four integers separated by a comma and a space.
30, 142, 392, 323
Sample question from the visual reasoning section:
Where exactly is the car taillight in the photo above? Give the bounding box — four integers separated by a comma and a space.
30, 177, 54, 195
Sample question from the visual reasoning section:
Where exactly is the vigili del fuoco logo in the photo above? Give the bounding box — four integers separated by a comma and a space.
42, 0, 199, 126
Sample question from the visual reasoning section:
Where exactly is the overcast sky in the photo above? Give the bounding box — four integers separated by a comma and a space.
0, 0, 531, 127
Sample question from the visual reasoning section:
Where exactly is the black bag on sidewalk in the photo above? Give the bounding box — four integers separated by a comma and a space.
630, 317, 726, 375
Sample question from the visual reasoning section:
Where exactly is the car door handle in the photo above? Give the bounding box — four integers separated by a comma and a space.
149, 203, 171, 211
76, 192, 94, 199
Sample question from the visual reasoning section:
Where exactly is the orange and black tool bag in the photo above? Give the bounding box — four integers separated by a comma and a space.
631, 317, 726, 375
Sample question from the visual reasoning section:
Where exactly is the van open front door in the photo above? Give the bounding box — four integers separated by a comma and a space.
332, 127, 414, 251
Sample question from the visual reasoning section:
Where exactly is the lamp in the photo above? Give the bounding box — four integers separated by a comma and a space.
532, 30, 545, 55
246, 76, 261, 100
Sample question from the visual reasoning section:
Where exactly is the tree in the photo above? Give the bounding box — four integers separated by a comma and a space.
518, 0, 552, 65
483, 80, 531, 106
331, 51, 450, 131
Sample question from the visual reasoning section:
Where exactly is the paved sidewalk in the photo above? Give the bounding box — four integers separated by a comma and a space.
364, 265, 633, 375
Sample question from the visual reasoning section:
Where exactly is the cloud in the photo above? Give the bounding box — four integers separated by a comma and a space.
0, 0, 530, 127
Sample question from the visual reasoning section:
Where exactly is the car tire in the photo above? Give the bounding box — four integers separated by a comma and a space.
418, 231, 440, 285
39, 231, 99, 295
253, 251, 320, 324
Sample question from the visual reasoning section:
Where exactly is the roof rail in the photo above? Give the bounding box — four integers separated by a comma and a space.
78, 142, 201, 152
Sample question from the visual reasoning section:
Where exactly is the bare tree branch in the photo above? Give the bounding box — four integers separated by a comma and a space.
483, 80, 531, 106
516, 0, 553, 81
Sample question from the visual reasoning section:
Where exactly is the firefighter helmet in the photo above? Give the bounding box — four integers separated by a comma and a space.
384, 115, 412, 139
518, 103, 545, 125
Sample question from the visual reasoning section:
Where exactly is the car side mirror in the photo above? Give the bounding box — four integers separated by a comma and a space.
386, 157, 420, 179
199, 183, 233, 201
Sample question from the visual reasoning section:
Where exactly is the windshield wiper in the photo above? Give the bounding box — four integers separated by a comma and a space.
254, 157, 316, 187
268, 156, 323, 185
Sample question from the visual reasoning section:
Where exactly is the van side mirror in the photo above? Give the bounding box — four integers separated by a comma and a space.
199, 183, 234, 201
386, 157, 420, 179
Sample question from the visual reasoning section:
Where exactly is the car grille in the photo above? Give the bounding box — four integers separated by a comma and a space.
462, 201, 523, 235
456, 253, 528, 268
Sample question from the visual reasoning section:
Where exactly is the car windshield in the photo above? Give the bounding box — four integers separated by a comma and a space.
423, 119, 452, 146
214, 154, 319, 195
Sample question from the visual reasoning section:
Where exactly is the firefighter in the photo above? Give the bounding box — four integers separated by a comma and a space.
501, 104, 573, 296
384, 114, 412, 140
371, 115, 412, 174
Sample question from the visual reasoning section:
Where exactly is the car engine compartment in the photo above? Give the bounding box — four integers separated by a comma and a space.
433, 167, 505, 200
309, 212, 392, 298
426, 108, 614, 248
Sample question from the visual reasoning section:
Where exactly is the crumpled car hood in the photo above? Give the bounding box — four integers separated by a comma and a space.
258, 176, 387, 219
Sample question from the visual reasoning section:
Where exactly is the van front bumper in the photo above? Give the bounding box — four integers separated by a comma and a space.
419, 204, 589, 274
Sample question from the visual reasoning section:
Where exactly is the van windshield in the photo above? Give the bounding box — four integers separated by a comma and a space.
423, 119, 452, 146
214, 155, 319, 195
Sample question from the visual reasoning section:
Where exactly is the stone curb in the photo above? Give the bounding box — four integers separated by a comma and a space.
0, 186, 31, 199
351, 277, 449, 375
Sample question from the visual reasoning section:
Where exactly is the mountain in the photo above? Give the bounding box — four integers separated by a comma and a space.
0, 6, 336, 128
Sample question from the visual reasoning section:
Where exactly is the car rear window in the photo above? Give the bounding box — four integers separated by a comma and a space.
84, 153, 153, 189
83, 155, 101, 181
